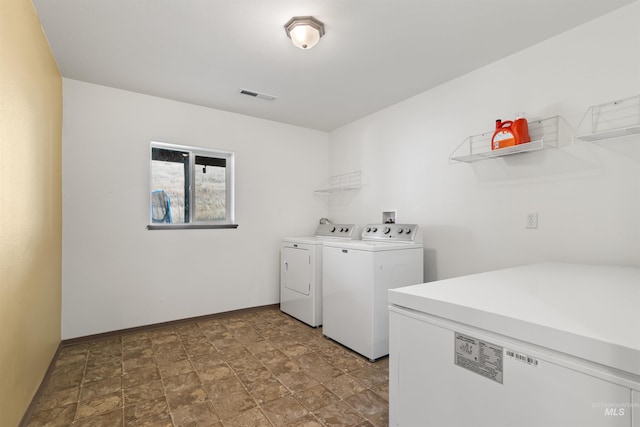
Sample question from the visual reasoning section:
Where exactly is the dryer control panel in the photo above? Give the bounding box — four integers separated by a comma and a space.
361, 224, 421, 243
315, 223, 357, 238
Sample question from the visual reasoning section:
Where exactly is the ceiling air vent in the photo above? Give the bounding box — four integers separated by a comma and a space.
239, 88, 277, 101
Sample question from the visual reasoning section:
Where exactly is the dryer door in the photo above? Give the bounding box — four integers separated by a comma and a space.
282, 246, 311, 296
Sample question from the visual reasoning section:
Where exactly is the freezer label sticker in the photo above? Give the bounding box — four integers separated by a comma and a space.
506, 349, 539, 366
454, 333, 503, 384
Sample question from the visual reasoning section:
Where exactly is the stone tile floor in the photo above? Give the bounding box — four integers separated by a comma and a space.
26, 307, 389, 426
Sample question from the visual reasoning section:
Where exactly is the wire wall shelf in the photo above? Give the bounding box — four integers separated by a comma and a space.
314, 171, 362, 194
575, 94, 640, 142
450, 116, 568, 163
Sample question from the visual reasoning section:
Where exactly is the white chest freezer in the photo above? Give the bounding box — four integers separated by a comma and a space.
388, 263, 640, 427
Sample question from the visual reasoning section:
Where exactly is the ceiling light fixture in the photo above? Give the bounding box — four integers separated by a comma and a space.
284, 16, 325, 49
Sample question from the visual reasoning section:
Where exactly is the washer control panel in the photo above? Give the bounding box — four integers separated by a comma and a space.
361, 224, 420, 242
315, 223, 357, 238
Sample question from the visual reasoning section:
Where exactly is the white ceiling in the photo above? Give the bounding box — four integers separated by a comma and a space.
33, 0, 634, 131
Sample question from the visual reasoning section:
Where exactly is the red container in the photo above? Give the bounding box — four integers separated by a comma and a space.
491, 115, 531, 150
513, 115, 531, 145
491, 119, 516, 150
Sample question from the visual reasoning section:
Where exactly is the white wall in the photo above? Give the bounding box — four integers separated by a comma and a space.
328, 2, 640, 281
62, 79, 328, 339
63, 3, 640, 338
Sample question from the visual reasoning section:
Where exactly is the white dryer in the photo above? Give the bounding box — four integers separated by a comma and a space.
322, 224, 423, 361
280, 223, 357, 327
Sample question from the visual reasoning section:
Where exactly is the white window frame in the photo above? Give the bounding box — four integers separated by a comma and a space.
148, 141, 237, 230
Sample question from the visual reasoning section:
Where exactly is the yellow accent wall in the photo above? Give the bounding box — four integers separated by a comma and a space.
0, 0, 62, 425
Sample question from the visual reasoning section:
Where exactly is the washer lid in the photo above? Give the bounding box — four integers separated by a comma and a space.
389, 262, 640, 377
322, 240, 423, 251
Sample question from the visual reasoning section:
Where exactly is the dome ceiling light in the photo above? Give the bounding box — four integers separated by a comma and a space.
284, 16, 325, 49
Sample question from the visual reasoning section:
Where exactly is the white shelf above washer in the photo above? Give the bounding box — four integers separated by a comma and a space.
575, 95, 640, 142
450, 139, 545, 163
450, 116, 568, 163
314, 171, 362, 194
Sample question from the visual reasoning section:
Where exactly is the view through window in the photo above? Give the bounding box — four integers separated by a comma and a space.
150, 142, 235, 229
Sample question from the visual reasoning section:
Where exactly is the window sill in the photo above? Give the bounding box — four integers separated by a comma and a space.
147, 224, 239, 230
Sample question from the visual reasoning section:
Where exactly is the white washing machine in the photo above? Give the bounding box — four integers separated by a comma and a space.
280, 223, 357, 327
322, 223, 423, 361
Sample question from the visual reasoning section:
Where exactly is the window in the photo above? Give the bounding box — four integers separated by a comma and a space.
148, 142, 237, 229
